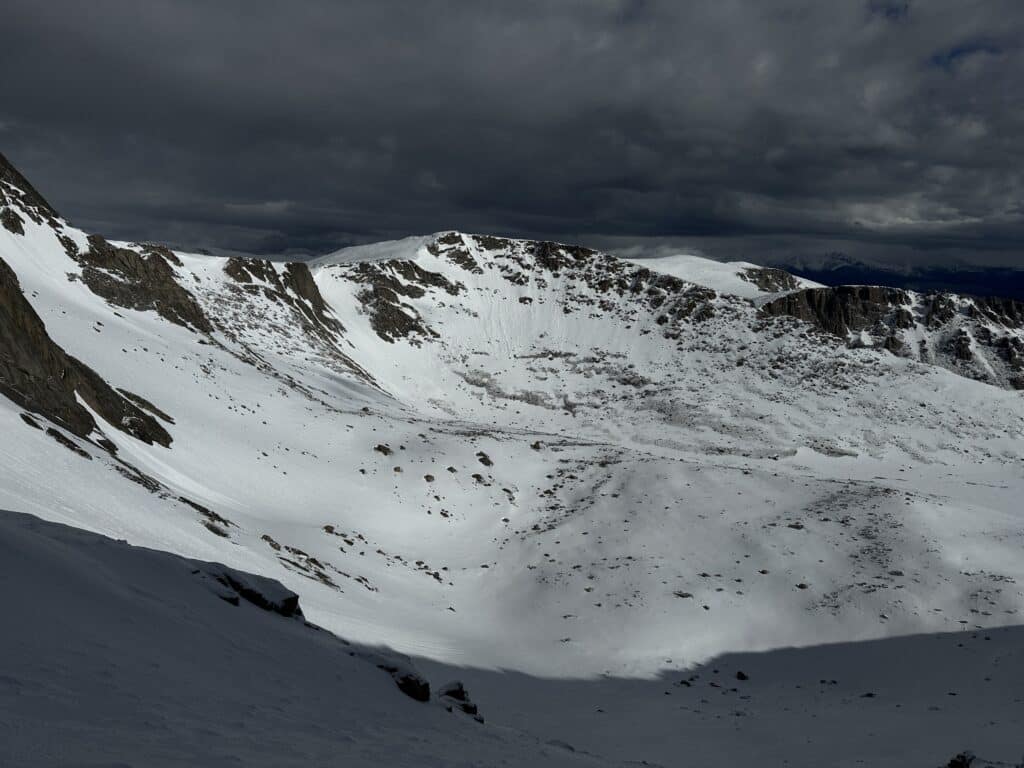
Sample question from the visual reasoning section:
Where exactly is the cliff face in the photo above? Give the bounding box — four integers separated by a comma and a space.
760, 286, 914, 337
69, 234, 213, 333
0, 255, 171, 447
0, 151, 59, 221
761, 285, 1024, 389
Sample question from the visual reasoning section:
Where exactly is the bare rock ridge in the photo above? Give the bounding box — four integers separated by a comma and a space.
0, 255, 172, 447
762, 286, 1024, 388
70, 234, 213, 333
2, 149, 1024, 399
224, 256, 344, 339
0, 150, 60, 229
761, 285, 912, 336
331, 232, 720, 346
739, 265, 802, 293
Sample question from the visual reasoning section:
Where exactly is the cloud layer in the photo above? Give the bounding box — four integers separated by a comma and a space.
2, 0, 1022, 266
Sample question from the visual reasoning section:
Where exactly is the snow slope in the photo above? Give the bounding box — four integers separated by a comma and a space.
0, 510, 608, 767
622, 251, 823, 299
3, 157, 1024, 764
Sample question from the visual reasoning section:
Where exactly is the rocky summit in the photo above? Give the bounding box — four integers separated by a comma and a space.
2, 155, 1024, 767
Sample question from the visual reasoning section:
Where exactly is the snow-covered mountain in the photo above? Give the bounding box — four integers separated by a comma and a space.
3, 151, 1024, 766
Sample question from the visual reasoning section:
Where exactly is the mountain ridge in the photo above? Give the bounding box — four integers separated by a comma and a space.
2, 154, 1023, 765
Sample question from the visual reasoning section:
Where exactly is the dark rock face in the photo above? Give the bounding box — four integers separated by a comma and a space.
739, 266, 801, 293
0, 256, 172, 447
224, 257, 345, 340
762, 284, 1024, 388
224, 256, 277, 285
213, 568, 302, 617
394, 673, 431, 702
761, 286, 913, 337
0, 150, 60, 225
375, 664, 431, 702
438, 680, 482, 720
71, 235, 212, 333
1, 207, 24, 235
944, 752, 975, 768
342, 260, 462, 344
118, 389, 175, 424
45, 427, 93, 459
282, 262, 345, 334
431, 232, 483, 274
971, 295, 1024, 327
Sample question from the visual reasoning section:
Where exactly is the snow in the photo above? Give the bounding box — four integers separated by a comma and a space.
0, 510, 607, 767
312, 234, 438, 266
2, 205, 1024, 766
622, 252, 824, 298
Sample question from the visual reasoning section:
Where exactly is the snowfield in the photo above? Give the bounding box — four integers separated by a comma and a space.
2, 156, 1024, 765
622, 251, 824, 300
0, 510, 608, 768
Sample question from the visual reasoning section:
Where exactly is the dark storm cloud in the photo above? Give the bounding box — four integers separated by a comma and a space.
1, 0, 1022, 266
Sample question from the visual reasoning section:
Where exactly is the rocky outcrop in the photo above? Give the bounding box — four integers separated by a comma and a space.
739, 266, 801, 293
970, 295, 1024, 327
223, 257, 345, 339
0, 150, 60, 228
70, 235, 212, 332
375, 663, 431, 702
0, 255, 172, 447
761, 284, 1024, 389
761, 286, 913, 337
200, 564, 303, 617
1, 207, 24, 235
438, 680, 483, 721
282, 262, 345, 334
342, 260, 463, 344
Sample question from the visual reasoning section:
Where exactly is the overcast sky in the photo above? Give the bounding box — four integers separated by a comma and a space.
2, 1, 1022, 267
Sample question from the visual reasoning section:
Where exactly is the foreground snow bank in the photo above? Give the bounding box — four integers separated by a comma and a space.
0, 510, 607, 767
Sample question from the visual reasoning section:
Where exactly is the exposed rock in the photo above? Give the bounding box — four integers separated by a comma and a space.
0, 150, 60, 224
0, 256, 172, 447
438, 680, 483, 720
177, 496, 235, 530
118, 389, 175, 424
376, 664, 431, 702
944, 752, 975, 768
282, 262, 345, 335
72, 235, 212, 332
761, 286, 913, 337
19, 413, 41, 429
197, 564, 303, 617
138, 242, 182, 267
341, 259, 463, 343
428, 232, 483, 273
224, 257, 346, 340
952, 329, 974, 361
739, 266, 801, 293
224, 256, 277, 285
45, 427, 92, 459
1, 207, 24, 235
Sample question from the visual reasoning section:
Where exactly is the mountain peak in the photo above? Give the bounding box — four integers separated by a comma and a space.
0, 151, 59, 221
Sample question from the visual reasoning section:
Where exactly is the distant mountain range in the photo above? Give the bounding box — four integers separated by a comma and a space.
773, 253, 1024, 302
